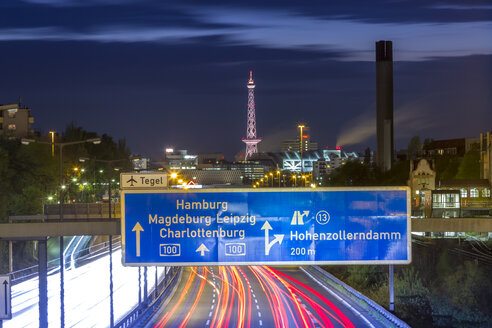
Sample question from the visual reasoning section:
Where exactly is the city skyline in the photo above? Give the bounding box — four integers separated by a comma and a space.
0, 0, 491, 159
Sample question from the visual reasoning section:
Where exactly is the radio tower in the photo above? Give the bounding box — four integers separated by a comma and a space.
242, 70, 261, 160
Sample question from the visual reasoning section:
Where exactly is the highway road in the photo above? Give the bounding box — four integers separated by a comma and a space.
5, 245, 165, 328
148, 265, 385, 328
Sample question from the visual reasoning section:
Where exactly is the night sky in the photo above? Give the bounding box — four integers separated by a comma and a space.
1, 0, 491, 160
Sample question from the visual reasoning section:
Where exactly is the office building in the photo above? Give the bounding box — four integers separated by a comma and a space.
281, 126, 318, 152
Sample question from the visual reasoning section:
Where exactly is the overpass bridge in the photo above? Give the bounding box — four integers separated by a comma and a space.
1, 203, 491, 327
3, 210, 492, 239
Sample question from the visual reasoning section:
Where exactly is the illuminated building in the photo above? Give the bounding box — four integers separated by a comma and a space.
180, 169, 242, 186
198, 162, 269, 183
0, 102, 34, 138
281, 126, 318, 152
313, 159, 328, 182
250, 148, 358, 174
242, 71, 261, 160
163, 148, 197, 170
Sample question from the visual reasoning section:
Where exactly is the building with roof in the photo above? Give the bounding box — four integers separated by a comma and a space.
0, 103, 34, 138
423, 137, 479, 157
163, 147, 198, 170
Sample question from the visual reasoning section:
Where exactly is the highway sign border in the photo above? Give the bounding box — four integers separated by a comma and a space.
121, 186, 411, 266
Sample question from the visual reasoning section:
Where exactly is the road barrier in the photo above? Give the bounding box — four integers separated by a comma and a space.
114, 266, 181, 328
302, 265, 411, 328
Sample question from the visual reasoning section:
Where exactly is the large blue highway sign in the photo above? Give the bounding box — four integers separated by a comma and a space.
121, 187, 411, 266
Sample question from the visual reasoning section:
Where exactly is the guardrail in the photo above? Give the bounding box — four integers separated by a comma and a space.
302, 265, 410, 328
115, 266, 181, 328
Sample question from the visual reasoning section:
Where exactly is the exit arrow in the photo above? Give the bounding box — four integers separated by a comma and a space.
196, 243, 210, 256
132, 222, 144, 257
261, 221, 284, 256
3, 280, 8, 315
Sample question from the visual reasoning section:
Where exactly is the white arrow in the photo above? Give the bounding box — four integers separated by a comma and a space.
196, 243, 210, 256
261, 221, 284, 256
132, 222, 144, 257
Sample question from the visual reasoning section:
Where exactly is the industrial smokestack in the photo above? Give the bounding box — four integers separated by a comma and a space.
376, 40, 394, 171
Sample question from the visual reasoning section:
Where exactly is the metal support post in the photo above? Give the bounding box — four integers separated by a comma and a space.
59, 145, 65, 328
144, 267, 148, 303
389, 264, 394, 312
107, 165, 114, 328
138, 267, 141, 305
109, 235, 114, 328
38, 238, 48, 328
155, 266, 158, 298
8, 241, 12, 273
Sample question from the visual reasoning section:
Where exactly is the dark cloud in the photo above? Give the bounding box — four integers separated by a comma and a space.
0, 1, 491, 159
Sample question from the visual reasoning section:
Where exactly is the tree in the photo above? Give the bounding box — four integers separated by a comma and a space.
434, 155, 460, 181
407, 136, 422, 160
363, 147, 372, 165
383, 160, 410, 185
395, 267, 433, 326
324, 161, 377, 186
455, 144, 480, 179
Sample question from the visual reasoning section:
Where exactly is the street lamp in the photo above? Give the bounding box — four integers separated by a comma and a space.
269, 172, 273, 187
276, 170, 280, 187
49, 131, 55, 157
21, 136, 101, 328
169, 172, 178, 186
298, 124, 305, 174
79, 156, 127, 328
292, 174, 297, 187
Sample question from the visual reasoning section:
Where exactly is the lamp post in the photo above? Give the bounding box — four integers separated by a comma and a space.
292, 174, 297, 187
269, 172, 273, 187
276, 170, 280, 187
298, 124, 305, 174
22, 136, 101, 328
79, 157, 127, 328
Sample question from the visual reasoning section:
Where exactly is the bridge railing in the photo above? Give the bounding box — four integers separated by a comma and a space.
44, 203, 121, 219
115, 266, 181, 328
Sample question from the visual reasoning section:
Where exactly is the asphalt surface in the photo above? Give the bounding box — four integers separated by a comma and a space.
148, 265, 387, 328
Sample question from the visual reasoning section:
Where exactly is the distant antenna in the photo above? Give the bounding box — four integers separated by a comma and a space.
18, 96, 22, 107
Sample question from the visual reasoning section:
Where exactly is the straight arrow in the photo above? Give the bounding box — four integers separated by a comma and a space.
196, 243, 210, 256
132, 222, 144, 257
3, 280, 8, 315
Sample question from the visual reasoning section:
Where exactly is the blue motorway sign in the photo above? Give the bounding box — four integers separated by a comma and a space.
121, 187, 410, 266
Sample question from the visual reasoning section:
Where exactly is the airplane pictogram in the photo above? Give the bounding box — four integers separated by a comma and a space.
126, 175, 137, 187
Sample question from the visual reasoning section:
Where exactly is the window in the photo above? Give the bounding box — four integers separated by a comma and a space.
8, 124, 16, 130
7, 108, 17, 118
470, 188, 479, 198
460, 188, 467, 198
482, 188, 490, 198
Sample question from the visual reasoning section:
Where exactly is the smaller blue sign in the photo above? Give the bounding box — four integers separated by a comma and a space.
121, 187, 411, 266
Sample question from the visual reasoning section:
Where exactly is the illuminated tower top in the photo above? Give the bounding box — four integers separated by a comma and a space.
247, 70, 255, 88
